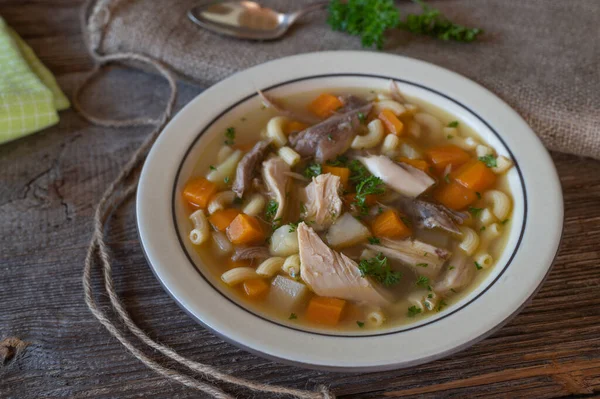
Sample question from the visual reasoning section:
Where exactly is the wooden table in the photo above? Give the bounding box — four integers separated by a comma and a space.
1, 2, 599, 398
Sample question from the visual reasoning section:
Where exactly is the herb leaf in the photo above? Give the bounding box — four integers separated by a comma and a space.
348, 160, 370, 184
408, 305, 422, 317
356, 321, 365, 328
327, 0, 400, 49
265, 200, 279, 221
354, 175, 385, 213
416, 263, 428, 268
416, 275, 430, 288
468, 206, 483, 217
447, 120, 459, 128
474, 261, 483, 270
368, 236, 381, 245
289, 313, 298, 320
479, 154, 498, 168
357, 112, 367, 124
288, 220, 303, 233
303, 163, 322, 179
358, 253, 402, 286
436, 299, 448, 312
209, 165, 217, 171
224, 127, 236, 145
326, 155, 349, 167
399, 0, 482, 43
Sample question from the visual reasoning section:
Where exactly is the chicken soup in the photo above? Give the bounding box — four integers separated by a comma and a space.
182, 83, 514, 331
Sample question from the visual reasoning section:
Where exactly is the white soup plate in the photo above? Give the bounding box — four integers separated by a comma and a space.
136, 51, 563, 372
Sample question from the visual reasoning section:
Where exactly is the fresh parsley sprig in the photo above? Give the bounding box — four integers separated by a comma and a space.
327, 0, 482, 49
399, 1, 482, 43
327, 0, 400, 50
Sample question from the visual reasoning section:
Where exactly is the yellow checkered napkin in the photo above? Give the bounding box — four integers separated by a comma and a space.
0, 17, 69, 144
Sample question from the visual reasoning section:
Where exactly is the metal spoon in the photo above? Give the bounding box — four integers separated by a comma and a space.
188, 1, 329, 40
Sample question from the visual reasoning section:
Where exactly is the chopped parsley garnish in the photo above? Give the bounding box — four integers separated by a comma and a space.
354, 175, 385, 213
265, 200, 279, 220
479, 154, 498, 168
356, 321, 365, 328
357, 112, 366, 124
476, 191, 482, 199
224, 127, 236, 145
288, 220, 302, 233
447, 121, 459, 128
427, 293, 433, 299
348, 159, 370, 183
416, 263, 428, 268
450, 288, 457, 293
407, 305, 422, 317
468, 206, 483, 217
224, 176, 230, 184
447, 134, 454, 139
423, 252, 428, 257
327, 0, 400, 49
436, 299, 448, 312
378, 206, 384, 214
326, 155, 349, 167
501, 218, 510, 225
327, 134, 334, 141
448, 265, 455, 270
444, 174, 450, 184
289, 313, 298, 320
368, 236, 381, 245
271, 217, 283, 230
480, 226, 486, 231
303, 163, 322, 178
400, 216, 412, 226
358, 253, 402, 286
474, 261, 483, 270
209, 165, 217, 170
416, 275, 430, 288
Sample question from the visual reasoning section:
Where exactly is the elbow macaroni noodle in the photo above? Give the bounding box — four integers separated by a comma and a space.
266, 116, 289, 147
351, 119, 384, 149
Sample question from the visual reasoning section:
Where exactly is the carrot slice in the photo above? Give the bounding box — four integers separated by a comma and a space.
182, 177, 218, 209
434, 181, 478, 210
398, 157, 430, 173
308, 93, 343, 118
371, 209, 412, 239
226, 214, 265, 245
284, 120, 309, 135
453, 159, 497, 192
378, 109, 404, 136
322, 165, 350, 188
208, 208, 241, 232
243, 279, 269, 299
305, 296, 346, 326
425, 145, 471, 174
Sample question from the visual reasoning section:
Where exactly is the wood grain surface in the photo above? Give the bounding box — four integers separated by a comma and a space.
1, 1, 599, 398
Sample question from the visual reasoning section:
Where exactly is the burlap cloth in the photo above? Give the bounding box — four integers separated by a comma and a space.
90, 0, 599, 156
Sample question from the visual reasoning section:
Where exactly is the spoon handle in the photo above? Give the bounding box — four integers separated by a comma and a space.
288, 1, 330, 22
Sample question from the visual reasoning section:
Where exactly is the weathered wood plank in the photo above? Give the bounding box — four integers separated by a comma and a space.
0, 1, 599, 398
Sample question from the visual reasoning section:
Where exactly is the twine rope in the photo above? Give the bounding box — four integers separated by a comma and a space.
76, 0, 334, 397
